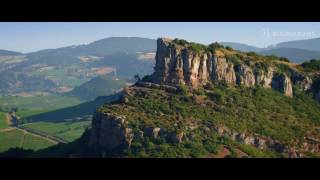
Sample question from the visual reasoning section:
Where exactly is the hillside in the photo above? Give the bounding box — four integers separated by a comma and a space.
276, 38, 320, 52
0, 37, 156, 96
86, 38, 320, 158
66, 75, 127, 100
3, 37, 320, 158
0, 49, 22, 56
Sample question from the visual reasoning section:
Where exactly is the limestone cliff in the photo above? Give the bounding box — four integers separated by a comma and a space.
89, 112, 134, 150
151, 38, 315, 97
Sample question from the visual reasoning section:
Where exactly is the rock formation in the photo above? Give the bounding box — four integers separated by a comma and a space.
151, 38, 316, 97
89, 112, 134, 150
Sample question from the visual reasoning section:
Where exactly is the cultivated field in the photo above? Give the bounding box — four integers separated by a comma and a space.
0, 128, 55, 153
21, 120, 91, 142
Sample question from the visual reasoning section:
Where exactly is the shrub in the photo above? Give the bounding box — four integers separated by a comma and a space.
188, 43, 206, 53
172, 38, 189, 46
265, 54, 279, 61
226, 46, 233, 51
246, 51, 258, 57
178, 84, 189, 96
208, 42, 224, 51
279, 56, 290, 62
301, 59, 320, 71
275, 63, 292, 76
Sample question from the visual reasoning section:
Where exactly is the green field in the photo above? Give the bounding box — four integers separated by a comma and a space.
0, 129, 55, 152
17, 109, 55, 118
0, 94, 84, 110
0, 112, 7, 129
28, 65, 88, 87
21, 133, 56, 150
21, 120, 91, 142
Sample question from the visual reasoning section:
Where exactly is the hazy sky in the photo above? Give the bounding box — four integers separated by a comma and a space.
1, 22, 320, 53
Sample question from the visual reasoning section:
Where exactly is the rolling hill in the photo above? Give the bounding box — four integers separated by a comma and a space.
276, 38, 320, 52
0, 49, 23, 56
221, 38, 320, 63
260, 48, 320, 63
0, 37, 156, 96
66, 75, 127, 100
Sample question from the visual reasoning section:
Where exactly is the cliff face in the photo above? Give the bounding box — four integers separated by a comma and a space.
89, 112, 134, 150
151, 38, 315, 97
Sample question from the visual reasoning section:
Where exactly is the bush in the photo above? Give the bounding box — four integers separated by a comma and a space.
172, 38, 189, 46
227, 55, 241, 67
188, 43, 206, 53
279, 57, 290, 62
265, 54, 279, 61
246, 51, 258, 57
226, 46, 233, 51
179, 84, 189, 96
275, 63, 292, 76
254, 61, 270, 74
208, 42, 224, 52
301, 59, 320, 71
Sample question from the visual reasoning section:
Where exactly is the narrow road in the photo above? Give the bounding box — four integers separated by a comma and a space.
17, 126, 67, 144
3, 112, 67, 144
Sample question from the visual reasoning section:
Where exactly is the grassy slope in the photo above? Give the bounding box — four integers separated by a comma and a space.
0, 129, 54, 152
98, 85, 320, 157
67, 75, 127, 100
23, 94, 119, 122
0, 112, 7, 129
21, 121, 91, 142
0, 95, 84, 110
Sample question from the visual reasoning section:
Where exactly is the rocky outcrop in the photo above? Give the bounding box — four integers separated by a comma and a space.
291, 71, 312, 91
89, 112, 134, 150
255, 67, 274, 88
212, 56, 237, 85
236, 64, 255, 86
212, 125, 320, 157
151, 38, 300, 97
153, 39, 212, 87
271, 74, 293, 97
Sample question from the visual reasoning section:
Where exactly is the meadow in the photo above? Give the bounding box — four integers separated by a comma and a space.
0, 94, 84, 110
0, 129, 55, 152
21, 120, 91, 142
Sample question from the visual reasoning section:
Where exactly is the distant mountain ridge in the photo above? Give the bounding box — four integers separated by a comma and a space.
276, 38, 320, 51
260, 48, 320, 63
221, 37, 320, 63
0, 49, 23, 56
220, 42, 263, 52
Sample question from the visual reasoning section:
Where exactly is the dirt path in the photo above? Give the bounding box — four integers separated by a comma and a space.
0, 127, 15, 132
2, 112, 67, 144
5, 113, 11, 126
16, 126, 66, 144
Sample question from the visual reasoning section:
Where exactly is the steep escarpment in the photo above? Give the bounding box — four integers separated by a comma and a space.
86, 38, 320, 158
150, 38, 318, 98
89, 112, 134, 150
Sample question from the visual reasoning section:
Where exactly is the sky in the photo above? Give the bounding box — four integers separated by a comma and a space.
1, 22, 320, 53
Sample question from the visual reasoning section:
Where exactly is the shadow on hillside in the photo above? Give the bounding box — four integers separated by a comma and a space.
24, 94, 121, 123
